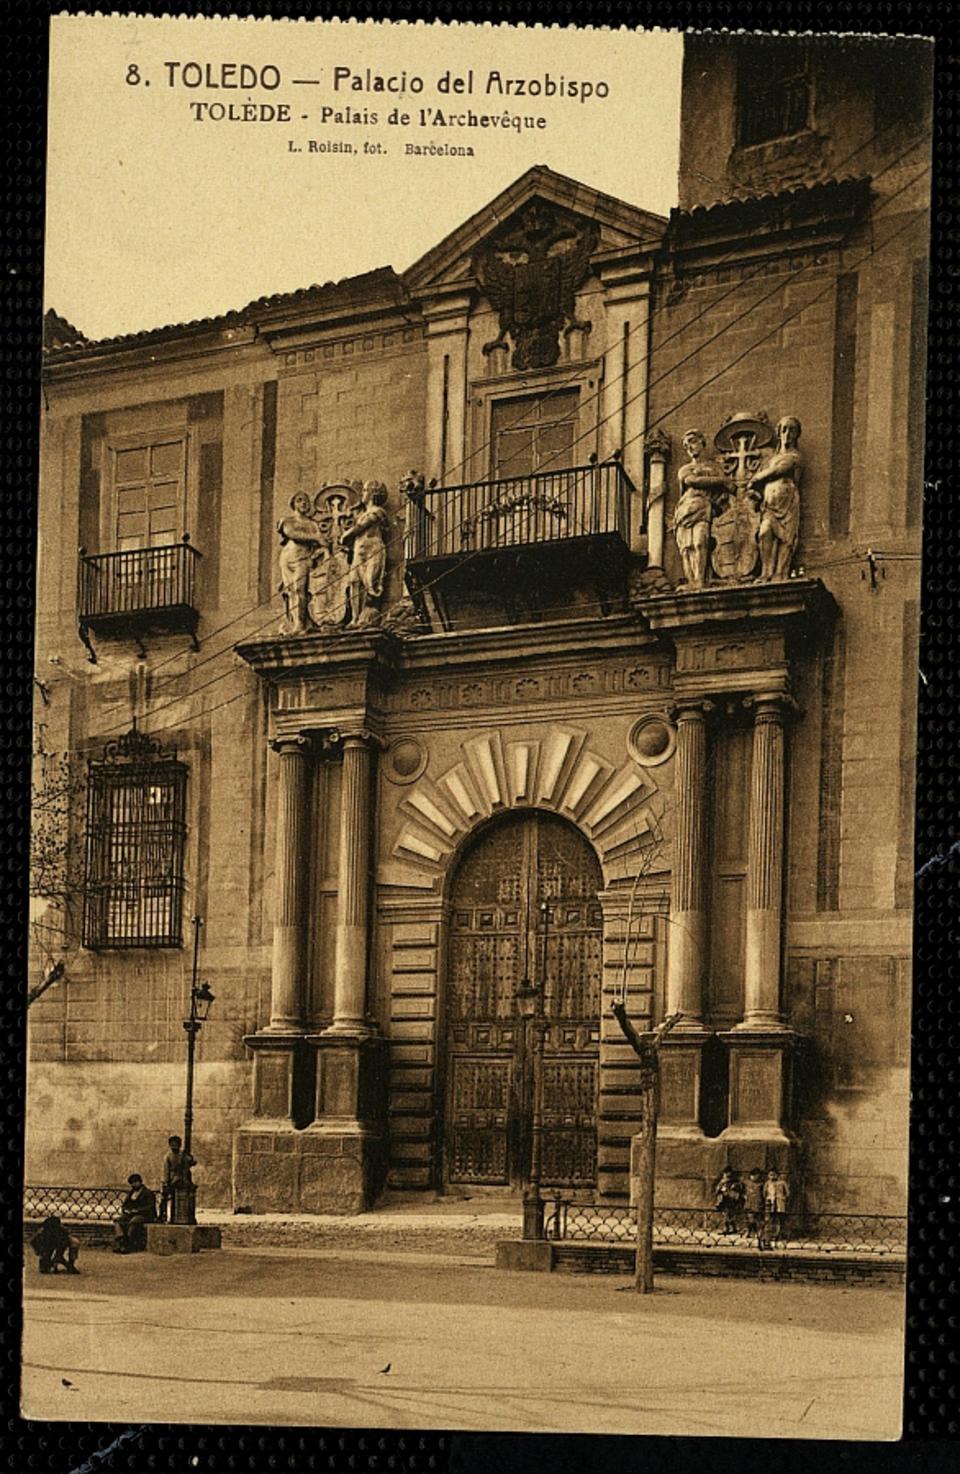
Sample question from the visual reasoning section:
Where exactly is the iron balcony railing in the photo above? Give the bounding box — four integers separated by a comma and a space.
404, 461, 637, 564
544, 1199, 907, 1256
78, 536, 201, 624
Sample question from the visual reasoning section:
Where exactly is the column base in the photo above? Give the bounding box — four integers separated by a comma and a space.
718, 1027, 798, 1140
232, 1119, 303, 1213
658, 1028, 712, 1134
243, 1031, 312, 1122
303, 1032, 390, 1213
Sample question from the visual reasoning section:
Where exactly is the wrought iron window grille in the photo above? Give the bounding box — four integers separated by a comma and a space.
82, 727, 187, 950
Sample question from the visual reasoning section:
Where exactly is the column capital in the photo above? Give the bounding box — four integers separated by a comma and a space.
742, 691, 801, 721
270, 733, 312, 758
338, 727, 386, 751
668, 697, 715, 723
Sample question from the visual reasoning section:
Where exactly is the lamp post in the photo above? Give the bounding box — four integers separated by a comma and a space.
517, 897, 550, 1241
173, 915, 215, 1227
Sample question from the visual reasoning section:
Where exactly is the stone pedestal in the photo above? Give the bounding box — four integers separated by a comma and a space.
147, 1223, 222, 1256
717, 1029, 798, 1170
233, 1034, 311, 1213
298, 1034, 389, 1213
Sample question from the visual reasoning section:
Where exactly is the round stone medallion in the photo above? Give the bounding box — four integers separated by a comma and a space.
384, 737, 427, 785
628, 712, 676, 768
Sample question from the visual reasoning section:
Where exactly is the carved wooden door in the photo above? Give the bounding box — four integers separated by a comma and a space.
445, 811, 602, 1190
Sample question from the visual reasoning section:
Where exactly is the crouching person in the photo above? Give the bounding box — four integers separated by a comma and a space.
31, 1215, 80, 1275
113, 1174, 157, 1255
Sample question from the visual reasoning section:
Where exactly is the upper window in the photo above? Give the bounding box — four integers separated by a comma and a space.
82, 729, 187, 950
490, 390, 579, 480
111, 435, 187, 551
737, 40, 811, 147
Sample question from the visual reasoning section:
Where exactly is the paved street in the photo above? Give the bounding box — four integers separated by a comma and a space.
22, 1246, 904, 1439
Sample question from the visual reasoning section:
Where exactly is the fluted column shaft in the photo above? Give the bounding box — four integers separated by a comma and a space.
328, 733, 375, 1035
268, 735, 312, 1032
667, 702, 710, 1024
741, 696, 788, 1028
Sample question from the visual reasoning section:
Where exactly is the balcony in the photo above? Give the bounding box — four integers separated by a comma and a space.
77, 536, 202, 662
404, 461, 639, 631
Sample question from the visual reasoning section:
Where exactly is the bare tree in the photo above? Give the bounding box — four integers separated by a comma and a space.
28, 739, 86, 1006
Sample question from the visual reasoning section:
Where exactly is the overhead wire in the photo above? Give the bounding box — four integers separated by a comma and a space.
119, 118, 928, 698
87, 137, 929, 740
105, 165, 929, 742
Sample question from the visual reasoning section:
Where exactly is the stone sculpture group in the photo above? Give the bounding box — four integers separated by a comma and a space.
672, 411, 803, 590
277, 480, 390, 636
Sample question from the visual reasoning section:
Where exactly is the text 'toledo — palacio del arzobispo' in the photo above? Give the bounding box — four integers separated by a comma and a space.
31, 35, 931, 1221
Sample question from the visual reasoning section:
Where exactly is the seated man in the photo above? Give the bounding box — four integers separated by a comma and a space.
30, 1215, 80, 1275
113, 1174, 157, 1254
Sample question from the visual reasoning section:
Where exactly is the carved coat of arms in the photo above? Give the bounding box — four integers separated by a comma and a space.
473, 200, 599, 371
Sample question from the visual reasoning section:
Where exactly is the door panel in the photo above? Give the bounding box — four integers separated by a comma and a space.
445, 811, 602, 1190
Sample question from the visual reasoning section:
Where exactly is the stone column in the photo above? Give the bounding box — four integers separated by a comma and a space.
666, 700, 710, 1025
326, 731, 376, 1036
266, 734, 312, 1032
657, 700, 714, 1173
234, 733, 313, 1215
720, 692, 798, 1165
740, 694, 791, 1030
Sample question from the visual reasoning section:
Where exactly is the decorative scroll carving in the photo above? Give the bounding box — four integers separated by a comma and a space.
474, 200, 599, 371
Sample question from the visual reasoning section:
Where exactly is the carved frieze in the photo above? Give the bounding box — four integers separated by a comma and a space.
389, 660, 669, 714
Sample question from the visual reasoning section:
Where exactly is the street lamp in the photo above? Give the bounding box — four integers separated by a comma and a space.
172, 915, 215, 1226
517, 956, 546, 1242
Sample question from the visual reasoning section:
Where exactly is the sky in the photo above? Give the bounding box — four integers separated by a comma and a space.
45, 15, 683, 341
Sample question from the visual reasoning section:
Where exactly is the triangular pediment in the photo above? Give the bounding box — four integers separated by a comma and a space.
403, 165, 667, 297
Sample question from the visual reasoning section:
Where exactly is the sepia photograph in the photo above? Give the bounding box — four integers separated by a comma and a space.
24, 14, 933, 1441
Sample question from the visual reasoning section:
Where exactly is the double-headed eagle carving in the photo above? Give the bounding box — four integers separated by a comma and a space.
474, 200, 599, 371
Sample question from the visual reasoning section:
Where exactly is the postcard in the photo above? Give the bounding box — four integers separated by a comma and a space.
25, 13, 932, 1439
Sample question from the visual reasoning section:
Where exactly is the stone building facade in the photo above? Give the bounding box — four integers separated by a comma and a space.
29, 35, 930, 1218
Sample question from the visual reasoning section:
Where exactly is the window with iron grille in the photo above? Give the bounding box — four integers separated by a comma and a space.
82, 729, 187, 949
737, 40, 811, 147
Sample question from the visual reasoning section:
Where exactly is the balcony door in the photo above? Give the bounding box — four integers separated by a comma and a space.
490, 389, 579, 479
443, 810, 602, 1192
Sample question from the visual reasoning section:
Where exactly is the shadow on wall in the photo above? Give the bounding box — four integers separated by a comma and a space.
800, 1063, 910, 1215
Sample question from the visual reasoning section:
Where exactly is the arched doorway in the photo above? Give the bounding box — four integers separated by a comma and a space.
443, 809, 603, 1192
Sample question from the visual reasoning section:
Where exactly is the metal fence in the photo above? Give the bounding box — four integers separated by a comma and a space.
25, 1185, 127, 1224
544, 1199, 907, 1256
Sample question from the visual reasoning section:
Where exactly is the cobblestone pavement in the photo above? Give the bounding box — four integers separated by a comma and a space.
22, 1244, 904, 1439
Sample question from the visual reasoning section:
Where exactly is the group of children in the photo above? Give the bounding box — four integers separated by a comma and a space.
714, 1166, 790, 1249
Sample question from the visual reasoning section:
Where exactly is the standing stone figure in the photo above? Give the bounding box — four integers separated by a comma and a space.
749, 416, 802, 583
611, 1001, 683, 1292
672, 429, 731, 590
342, 481, 390, 628
277, 492, 322, 635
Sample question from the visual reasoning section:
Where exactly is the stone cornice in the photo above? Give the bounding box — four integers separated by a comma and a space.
236, 628, 401, 681
637, 577, 837, 636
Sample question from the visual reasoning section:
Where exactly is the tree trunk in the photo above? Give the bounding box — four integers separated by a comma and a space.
634, 1079, 658, 1293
